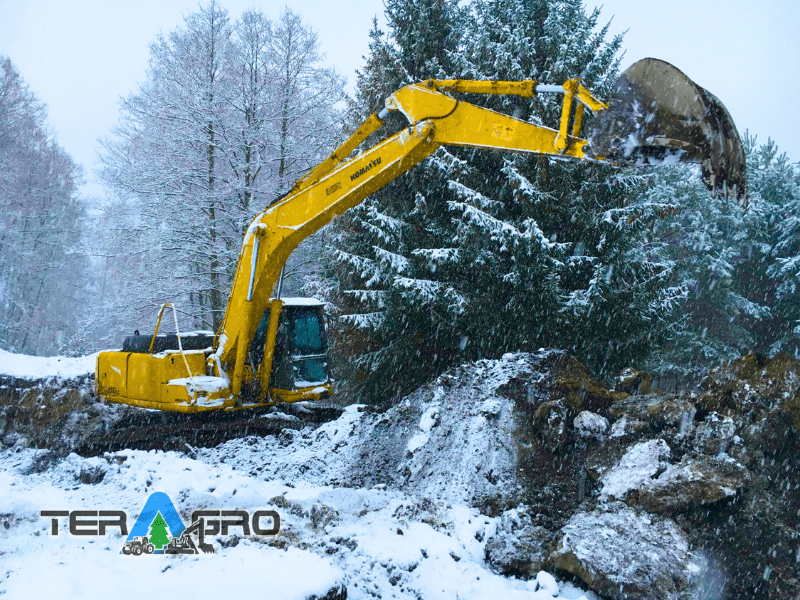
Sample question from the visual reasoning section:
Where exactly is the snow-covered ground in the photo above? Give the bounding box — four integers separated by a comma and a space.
0, 349, 99, 380
0, 347, 596, 598
0, 406, 595, 600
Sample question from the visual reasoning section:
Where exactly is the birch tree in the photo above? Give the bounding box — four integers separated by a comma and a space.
0, 56, 88, 355
97, 3, 345, 338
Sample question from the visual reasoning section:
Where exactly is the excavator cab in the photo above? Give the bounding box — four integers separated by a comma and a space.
246, 298, 331, 402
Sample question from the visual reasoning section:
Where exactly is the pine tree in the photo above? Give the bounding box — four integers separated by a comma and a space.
322, 0, 676, 403
147, 513, 170, 549
639, 134, 798, 381
758, 139, 800, 355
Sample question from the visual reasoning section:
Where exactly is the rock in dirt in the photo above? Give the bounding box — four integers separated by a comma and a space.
693, 412, 737, 455
599, 438, 749, 513
549, 502, 705, 600
599, 439, 672, 501
609, 393, 696, 433
698, 352, 800, 426
305, 582, 347, 600
484, 507, 553, 579
484, 527, 552, 580
631, 454, 750, 514
573, 411, 609, 439
614, 367, 652, 395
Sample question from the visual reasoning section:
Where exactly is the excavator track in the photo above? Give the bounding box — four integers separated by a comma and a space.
73, 402, 345, 456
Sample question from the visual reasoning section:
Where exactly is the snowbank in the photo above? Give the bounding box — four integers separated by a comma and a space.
0, 445, 584, 600
0, 348, 99, 380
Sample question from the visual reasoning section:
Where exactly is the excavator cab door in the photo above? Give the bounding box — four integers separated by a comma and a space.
246, 298, 331, 402
270, 300, 330, 391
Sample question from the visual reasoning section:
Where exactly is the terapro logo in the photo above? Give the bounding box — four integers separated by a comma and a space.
40, 491, 281, 556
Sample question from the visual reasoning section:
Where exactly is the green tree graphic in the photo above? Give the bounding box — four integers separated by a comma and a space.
148, 512, 170, 549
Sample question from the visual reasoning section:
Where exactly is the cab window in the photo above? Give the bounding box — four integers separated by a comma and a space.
291, 313, 324, 354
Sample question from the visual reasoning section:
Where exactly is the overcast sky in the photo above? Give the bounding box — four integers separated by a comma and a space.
1, 0, 797, 199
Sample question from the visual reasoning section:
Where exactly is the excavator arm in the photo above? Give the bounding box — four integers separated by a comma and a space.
214, 78, 611, 398
95, 59, 746, 412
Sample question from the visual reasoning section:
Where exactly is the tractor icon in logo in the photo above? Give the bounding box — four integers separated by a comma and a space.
122, 536, 155, 555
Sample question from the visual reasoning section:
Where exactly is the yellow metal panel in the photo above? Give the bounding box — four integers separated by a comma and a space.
255, 299, 283, 399
429, 79, 538, 97
96, 352, 129, 398
163, 383, 191, 403
161, 351, 206, 381
391, 85, 588, 158
289, 113, 386, 196
270, 382, 332, 403
127, 354, 164, 403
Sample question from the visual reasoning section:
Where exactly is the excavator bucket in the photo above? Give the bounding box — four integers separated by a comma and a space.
585, 58, 747, 204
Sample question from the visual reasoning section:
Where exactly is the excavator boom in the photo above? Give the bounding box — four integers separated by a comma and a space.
95, 59, 746, 413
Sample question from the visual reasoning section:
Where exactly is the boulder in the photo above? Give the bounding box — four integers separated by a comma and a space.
614, 367, 652, 395
496, 350, 627, 413
693, 412, 737, 455
484, 526, 552, 579
573, 411, 609, 439
549, 502, 705, 600
608, 415, 647, 440
609, 394, 696, 433
599, 439, 671, 501
785, 393, 800, 431
599, 438, 750, 513
484, 506, 553, 579
698, 352, 800, 420
755, 408, 798, 458
631, 454, 750, 514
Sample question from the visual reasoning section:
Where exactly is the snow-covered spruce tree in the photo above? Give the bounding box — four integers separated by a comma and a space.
322, 0, 681, 403
640, 135, 798, 381
759, 139, 800, 355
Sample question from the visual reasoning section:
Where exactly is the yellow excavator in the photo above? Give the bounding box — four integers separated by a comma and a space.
95, 59, 747, 413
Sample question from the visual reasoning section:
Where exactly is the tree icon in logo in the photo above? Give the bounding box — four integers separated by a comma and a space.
148, 512, 170, 549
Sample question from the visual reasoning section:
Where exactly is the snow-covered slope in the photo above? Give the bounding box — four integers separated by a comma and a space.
203, 353, 539, 512
4, 348, 798, 599
0, 348, 98, 380
0, 443, 594, 600
0, 350, 599, 600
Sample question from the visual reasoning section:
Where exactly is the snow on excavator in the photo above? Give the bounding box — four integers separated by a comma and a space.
95, 58, 746, 413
